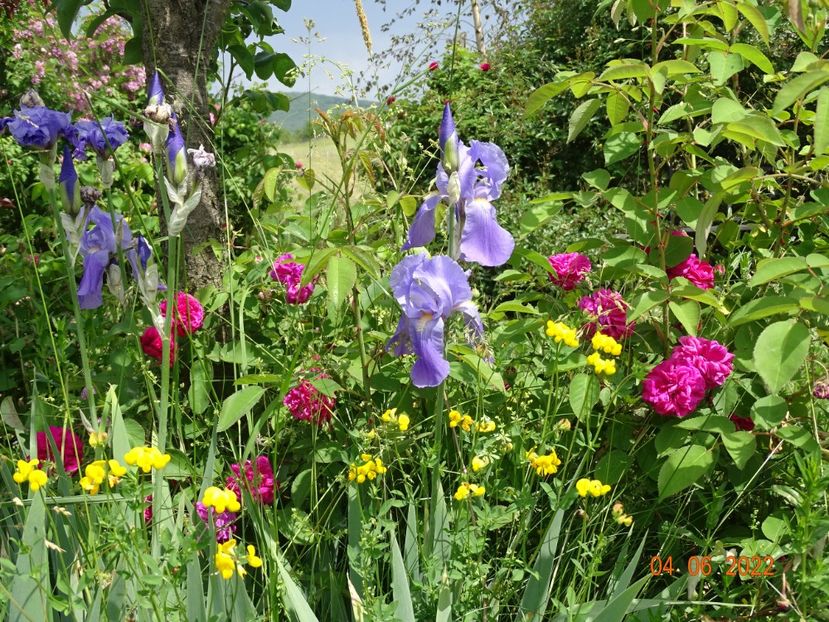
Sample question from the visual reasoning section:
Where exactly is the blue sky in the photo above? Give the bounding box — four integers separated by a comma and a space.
244, 1, 466, 99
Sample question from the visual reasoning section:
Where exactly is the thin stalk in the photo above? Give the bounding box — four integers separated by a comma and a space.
47, 190, 97, 424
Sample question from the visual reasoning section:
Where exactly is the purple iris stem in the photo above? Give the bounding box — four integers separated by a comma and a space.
152, 154, 180, 556
45, 187, 98, 424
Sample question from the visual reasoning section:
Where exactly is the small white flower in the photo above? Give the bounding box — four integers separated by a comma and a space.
187, 144, 216, 169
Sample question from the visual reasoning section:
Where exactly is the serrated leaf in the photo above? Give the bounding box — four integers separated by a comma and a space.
815, 88, 829, 155
326, 255, 357, 317
721, 431, 756, 469
668, 300, 700, 335
749, 256, 808, 286
606, 91, 629, 126
568, 99, 603, 143
658, 444, 715, 500
526, 80, 572, 115
730, 43, 774, 74
729, 296, 800, 326
569, 373, 599, 420
753, 320, 810, 393
736, 2, 770, 44
604, 131, 641, 165
708, 50, 744, 85
217, 387, 266, 432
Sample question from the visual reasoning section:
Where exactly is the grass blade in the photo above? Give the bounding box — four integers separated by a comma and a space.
390, 528, 416, 622
517, 509, 564, 621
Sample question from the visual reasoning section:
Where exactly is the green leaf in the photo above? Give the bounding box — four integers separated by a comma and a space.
9, 494, 49, 622
217, 386, 266, 432
736, 2, 769, 44
773, 70, 829, 113
595, 450, 633, 484
776, 426, 819, 453
730, 43, 774, 74
277, 556, 320, 621
749, 256, 808, 286
583, 168, 611, 190
668, 301, 700, 336
652, 59, 701, 75
253, 51, 297, 85
272, 0, 291, 10
599, 62, 650, 81
188, 363, 212, 415
752, 394, 789, 430
728, 296, 800, 326
604, 132, 641, 165
711, 98, 747, 124
308, 377, 342, 397
326, 255, 357, 319
753, 320, 810, 393
721, 431, 756, 470
390, 531, 416, 622
569, 373, 599, 420
488, 301, 540, 320
56, 0, 84, 38
518, 510, 564, 621
568, 99, 603, 143
594, 576, 650, 622
718, 0, 738, 31
676, 415, 735, 434
300, 247, 337, 287
628, 290, 669, 322
725, 115, 786, 146
606, 91, 630, 126
526, 80, 571, 115
658, 444, 715, 500
708, 50, 744, 85
695, 194, 721, 259
815, 88, 829, 155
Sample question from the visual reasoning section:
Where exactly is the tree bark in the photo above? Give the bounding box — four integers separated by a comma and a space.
470, 0, 487, 58
141, 0, 232, 291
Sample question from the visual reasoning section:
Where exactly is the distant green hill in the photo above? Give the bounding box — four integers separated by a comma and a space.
269, 92, 372, 134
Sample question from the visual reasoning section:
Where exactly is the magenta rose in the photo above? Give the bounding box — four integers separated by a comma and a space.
226, 455, 277, 505
36, 426, 84, 474
160, 292, 205, 336
667, 253, 715, 290
671, 336, 734, 389
547, 253, 591, 290
642, 358, 707, 417
578, 289, 635, 340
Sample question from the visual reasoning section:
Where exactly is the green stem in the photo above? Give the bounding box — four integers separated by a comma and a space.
48, 191, 97, 425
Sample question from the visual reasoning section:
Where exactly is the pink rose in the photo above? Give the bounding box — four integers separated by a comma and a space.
667, 253, 715, 290
160, 292, 205, 336
642, 358, 707, 417
671, 336, 734, 389
547, 252, 591, 290
140, 326, 176, 366
578, 289, 635, 340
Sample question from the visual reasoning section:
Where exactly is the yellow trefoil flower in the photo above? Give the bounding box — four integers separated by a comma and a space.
246, 545, 263, 568
13, 459, 48, 492
576, 478, 611, 497
448, 410, 474, 432
381, 408, 411, 432
202, 486, 241, 514
526, 449, 562, 476
545, 320, 579, 348
88, 430, 109, 448
471, 456, 489, 472
613, 502, 633, 526
347, 454, 387, 484
586, 352, 616, 376
80, 459, 127, 495
476, 417, 496, 433
591, 332, 622, 356
453, 482, 486, 501
123, 446, 171, 473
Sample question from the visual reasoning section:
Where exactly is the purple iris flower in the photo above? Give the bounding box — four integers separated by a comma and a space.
402, 103, 514, 267
166, 113, 187, 185
77, 206, 141, 309
58, 145, 80, 214
388, 253, 484, 387
1, 106, 71, 149
70, 117, 129, 160
147, 71, 165, 107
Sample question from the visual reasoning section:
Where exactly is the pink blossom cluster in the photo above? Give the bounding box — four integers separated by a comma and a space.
270, 253, 315, 304
195, 502, 237, 543
578, 289, 635, 340
642, 336, 734, 418
668, 253, 716, 289
13, 10, 145, 111
226, 455, 277, 505
547, 252, 591, 290
284, 375, 336, 426
140, 292, 205, 366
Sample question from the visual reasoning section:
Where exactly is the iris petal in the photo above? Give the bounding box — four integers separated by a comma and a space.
410, 315, 449, 387
460, 198, 514, 267
402, 194, 441, 251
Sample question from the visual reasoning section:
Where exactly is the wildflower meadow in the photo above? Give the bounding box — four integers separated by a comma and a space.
1, 0, 828, 620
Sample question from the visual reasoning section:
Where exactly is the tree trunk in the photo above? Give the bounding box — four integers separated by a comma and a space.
141, 0, 232, 291
470, 0, 487, 58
